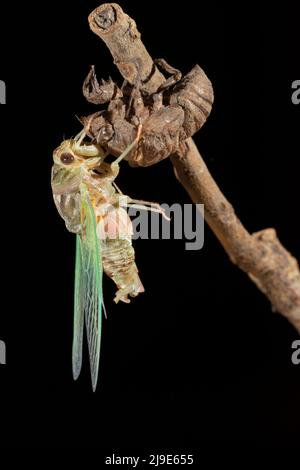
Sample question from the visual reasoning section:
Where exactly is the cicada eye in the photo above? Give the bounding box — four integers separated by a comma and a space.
60, 153, 75, 165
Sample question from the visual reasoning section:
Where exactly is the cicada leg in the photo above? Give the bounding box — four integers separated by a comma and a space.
73, 128, 86, 146
114, 280, 144, 304
111, 182, 171, 221
110, 124, 142, 176
155, 58, 182, 92
112, 181, 123, 194
73, 115, 94, 146
125, 198, 171, 221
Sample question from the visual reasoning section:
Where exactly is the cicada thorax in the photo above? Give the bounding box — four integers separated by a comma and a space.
51, 164, 82, 233
51, 161, 115, 235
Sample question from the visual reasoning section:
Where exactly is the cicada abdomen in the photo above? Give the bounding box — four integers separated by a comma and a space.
97, 206, 144, 303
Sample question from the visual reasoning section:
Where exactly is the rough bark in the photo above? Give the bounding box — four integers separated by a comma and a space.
89, 3, 165, 94
172, 140, 300, 333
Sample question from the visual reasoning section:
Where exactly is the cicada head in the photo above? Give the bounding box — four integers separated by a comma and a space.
53, 128, 107, 170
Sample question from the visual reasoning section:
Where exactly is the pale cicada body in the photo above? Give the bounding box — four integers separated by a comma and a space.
51, 125, 167, 389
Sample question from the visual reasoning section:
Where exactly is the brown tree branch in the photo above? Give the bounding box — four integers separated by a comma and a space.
88, 3, 300, 334
172, 139, 300, 333
89, 3, 165, 93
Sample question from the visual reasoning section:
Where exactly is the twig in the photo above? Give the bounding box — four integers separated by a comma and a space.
172, 139, 300, 333
88, 3, 300, 334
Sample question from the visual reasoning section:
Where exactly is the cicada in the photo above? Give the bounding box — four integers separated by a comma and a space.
51, 124, 167, 390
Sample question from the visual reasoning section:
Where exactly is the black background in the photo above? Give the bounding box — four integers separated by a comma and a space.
0, 0, 299, 451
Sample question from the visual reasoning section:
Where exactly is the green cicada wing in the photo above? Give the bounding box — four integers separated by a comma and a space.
72, 234, 85, 381
72, 183, 103, 391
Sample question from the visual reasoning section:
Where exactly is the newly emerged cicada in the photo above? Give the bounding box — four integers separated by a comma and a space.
51, 124, 168, 390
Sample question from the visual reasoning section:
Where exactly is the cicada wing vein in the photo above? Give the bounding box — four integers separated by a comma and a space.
72, 234, 84, 381
72, 183, 103, 391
